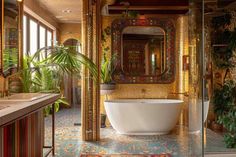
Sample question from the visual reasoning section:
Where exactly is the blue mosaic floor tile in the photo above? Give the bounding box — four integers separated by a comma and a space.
44, 108, 236, 157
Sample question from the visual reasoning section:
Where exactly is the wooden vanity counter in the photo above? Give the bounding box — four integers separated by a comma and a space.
0, 93, 60, 157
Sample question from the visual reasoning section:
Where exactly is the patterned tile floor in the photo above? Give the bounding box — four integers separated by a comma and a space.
44, 107, 236, 157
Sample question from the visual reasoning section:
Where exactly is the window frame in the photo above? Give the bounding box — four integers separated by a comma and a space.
23, 13, 54, 58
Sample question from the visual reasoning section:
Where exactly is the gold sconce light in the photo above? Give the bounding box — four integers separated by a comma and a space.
183, 55, 189, 71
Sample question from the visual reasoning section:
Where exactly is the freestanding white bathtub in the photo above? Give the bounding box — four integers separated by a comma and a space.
104, 99, 184, 135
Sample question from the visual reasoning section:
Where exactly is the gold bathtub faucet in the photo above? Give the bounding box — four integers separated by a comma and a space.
141, 88, 146, 94
169, 92, 189, 97
141, 88, 147, 98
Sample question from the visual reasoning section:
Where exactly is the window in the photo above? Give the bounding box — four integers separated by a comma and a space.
47, 31, 52, 47
39, 26, 46, 49
29, 19, 38, 55
23, 14, 54, 57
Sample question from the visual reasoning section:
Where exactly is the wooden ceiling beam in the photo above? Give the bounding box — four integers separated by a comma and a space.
108, 5, 189, 11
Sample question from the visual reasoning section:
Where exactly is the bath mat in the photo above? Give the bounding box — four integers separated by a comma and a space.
80, 154, 171, 157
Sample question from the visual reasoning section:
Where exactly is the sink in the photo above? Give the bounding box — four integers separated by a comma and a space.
0, 105, 9, 110
0, 93, 50, 102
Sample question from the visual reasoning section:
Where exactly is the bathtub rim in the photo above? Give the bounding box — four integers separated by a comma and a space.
104, 99, 184, 104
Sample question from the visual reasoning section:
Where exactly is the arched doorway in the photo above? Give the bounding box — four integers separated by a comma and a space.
62, 39, 82, 129
63, 38, 82, 108
63, 38, 81, 52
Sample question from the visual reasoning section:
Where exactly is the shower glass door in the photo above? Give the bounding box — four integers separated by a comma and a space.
188, 0, 205, 156
204, 0, 236, 156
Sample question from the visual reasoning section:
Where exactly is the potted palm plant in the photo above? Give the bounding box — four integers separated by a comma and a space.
12, 45, 98, 114
100, 53, 117, 95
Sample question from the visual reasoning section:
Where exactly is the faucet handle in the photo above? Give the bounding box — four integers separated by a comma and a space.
141, 88, 146, 93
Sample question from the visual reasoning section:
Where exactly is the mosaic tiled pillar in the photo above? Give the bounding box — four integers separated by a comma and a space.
176, 16, 189, 126
81, 0, 101, 141
0, 110, 44, 157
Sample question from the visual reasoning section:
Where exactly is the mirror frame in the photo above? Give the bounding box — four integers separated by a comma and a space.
0, 0, 23, 78
111, 18, 176, 84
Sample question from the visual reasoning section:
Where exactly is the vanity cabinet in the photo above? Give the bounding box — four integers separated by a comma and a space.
0, 111, 44, 157
0, 94, 60, 157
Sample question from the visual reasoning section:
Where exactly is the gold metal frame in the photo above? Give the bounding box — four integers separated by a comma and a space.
0, 0, 23, 78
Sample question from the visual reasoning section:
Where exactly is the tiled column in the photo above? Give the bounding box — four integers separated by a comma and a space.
176, 16, 189, 126
81, 0, 101, 141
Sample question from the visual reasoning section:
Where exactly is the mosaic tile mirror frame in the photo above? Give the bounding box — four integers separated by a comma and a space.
111, 18, 175, 84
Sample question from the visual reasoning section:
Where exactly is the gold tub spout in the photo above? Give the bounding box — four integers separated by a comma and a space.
169, 92, 189, 97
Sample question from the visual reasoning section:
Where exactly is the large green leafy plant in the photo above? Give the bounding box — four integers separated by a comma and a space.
211, 13, 236, 69
101, 53, 117, 84
211, 12, 236, 148
17, 45, 98, 115
213, 80, 236, 148
101, 26, 117, 84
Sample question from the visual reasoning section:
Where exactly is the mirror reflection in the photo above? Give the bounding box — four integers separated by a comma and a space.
122, 26, 166, 76
3, 0, 19, 76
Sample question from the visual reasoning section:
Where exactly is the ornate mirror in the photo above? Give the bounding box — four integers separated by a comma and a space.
112, 18, 175, 84
0, 0, 23, 77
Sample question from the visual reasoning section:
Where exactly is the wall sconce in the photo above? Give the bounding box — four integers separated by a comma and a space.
139, 15, 146, 19
183, 55, 189, 71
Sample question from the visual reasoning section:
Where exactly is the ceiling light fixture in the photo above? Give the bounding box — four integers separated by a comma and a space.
17, 0, 23, 2
62, 9, 72, 13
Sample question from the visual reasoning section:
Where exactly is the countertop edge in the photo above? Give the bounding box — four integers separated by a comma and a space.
0, 94, 60, 127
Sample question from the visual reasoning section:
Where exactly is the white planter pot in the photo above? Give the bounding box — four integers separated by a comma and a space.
100, 83, 116, 95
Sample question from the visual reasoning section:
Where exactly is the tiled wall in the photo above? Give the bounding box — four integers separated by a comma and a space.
100, 15, 189, 124
59, 23, 82, 43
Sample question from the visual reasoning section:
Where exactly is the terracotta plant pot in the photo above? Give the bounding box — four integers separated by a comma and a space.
100, 83, 116, 95
211, 121, 223, 132
101, 114, 107, 128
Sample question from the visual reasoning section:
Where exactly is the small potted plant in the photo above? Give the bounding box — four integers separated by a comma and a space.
100, 53, 117, 95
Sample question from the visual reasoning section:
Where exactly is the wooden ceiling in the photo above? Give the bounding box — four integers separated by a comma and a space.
37, 0, 82, 23
217, 0, 236, 7
111, 0, 188, 6
108, 0, 189, 15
